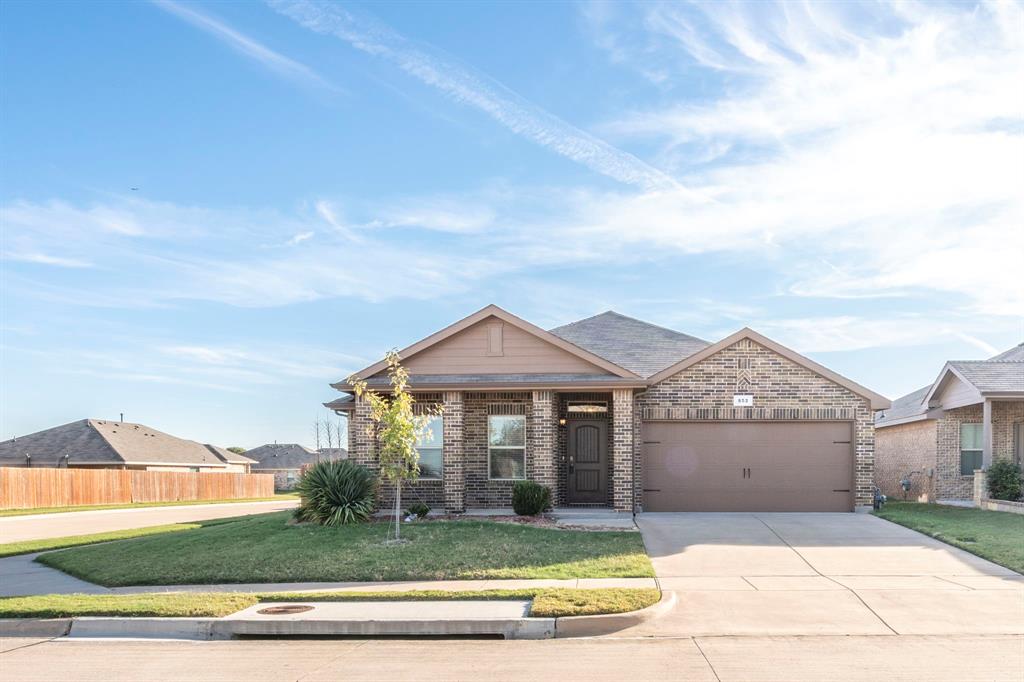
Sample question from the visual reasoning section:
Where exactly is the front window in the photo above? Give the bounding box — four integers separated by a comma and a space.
488, 415, 526, 480
960, 423, 983, 475
416, 416, 443, 480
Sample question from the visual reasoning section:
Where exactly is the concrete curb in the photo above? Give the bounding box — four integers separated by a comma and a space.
0, 618, 72, 637
554, 590, 676, 638
0, 596, 668, 641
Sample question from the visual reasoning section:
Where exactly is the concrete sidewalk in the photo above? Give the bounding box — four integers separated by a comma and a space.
0, 499, 297, 543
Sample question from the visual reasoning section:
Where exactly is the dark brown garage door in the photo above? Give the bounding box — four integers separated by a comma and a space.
642, 422, 854, 512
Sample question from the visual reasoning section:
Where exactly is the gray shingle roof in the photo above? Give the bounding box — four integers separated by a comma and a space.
548, 311, 709, 378
0, 419, 229, 467
246, 443, 324, 470
950, 360, 1024, 393
205, 444, 257, 466
989, 343, 1024, 362
875, 385, 931, 426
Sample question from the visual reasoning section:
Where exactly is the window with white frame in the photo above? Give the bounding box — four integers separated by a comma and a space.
416, 415, 443, 480
960, 423, 983, 475
488, 414, 526, 480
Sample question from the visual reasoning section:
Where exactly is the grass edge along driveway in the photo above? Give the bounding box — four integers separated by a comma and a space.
0, 588, 661, 619
0, 495, 297, 518
873, 500, 1024, 574
37, 512, 653, 585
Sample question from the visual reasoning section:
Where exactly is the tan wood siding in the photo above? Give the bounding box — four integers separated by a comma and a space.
400, 317, 607, 375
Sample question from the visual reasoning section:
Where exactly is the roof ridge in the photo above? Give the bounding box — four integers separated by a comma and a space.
551, 309, 707, 343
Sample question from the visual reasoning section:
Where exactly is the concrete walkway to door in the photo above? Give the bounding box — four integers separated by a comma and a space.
619, 512, 1024, 637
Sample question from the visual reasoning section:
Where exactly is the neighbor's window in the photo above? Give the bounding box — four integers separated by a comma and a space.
960, 423, 983, 475
416, 415, 443, 480
488, 414, 526, 480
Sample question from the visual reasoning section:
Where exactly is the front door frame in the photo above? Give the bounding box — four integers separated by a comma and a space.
566, 419, 609, 504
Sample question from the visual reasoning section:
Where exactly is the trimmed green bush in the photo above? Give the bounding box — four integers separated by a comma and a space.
407, 502, 431, 519
511, 481, 551, 516
294, 460, 377, 526
987, 459, 1023, 501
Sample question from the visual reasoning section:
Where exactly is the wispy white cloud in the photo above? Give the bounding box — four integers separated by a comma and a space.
285, 231, 314, 246
1, 252, 92, 268
267, 0, 685, 192
152, 0, 340, 93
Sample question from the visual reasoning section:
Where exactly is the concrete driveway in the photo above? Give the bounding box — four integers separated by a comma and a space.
619, 512, 1024, 637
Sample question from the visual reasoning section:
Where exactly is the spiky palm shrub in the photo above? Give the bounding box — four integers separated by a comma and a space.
294, 460, 377, 526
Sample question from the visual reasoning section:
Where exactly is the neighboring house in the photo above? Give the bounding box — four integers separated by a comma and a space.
325, 305, 889, 513
246, 444, 347, 490
875, 343, 1024, 503
0, 419, 256, 472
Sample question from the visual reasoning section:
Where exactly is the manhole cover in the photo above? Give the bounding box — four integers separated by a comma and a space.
257, 604, 314, 615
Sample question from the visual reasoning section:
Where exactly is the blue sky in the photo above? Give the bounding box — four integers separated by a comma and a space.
2, 0, 1022, 449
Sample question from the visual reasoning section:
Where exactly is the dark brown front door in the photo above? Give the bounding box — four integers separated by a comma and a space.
567, 420, 608, 504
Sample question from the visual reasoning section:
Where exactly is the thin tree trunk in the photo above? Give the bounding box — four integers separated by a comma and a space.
394, 479, 402, 541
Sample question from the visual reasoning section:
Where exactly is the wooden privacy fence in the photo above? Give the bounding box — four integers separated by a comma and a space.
0, 468, 275, 510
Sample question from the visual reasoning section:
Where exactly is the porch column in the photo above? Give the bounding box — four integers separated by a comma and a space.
611, 389, 634, 512
531, 390, 558, 506
350, 395, 377, 475
982, 398, 993, 469
442, 391, 465, 513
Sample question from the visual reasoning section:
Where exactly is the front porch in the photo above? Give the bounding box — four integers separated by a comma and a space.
347, 389, 637, 513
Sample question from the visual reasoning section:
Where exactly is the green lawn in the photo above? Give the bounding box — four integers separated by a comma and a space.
874, 501, 1024, 573
0, 588, 660, 619
0, 495, 297, 517
37, 512, 653, 586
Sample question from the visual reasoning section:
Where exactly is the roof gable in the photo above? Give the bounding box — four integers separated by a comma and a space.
548, 311, 708, 378
646, 328, 891, 410
341, 305, 639, 386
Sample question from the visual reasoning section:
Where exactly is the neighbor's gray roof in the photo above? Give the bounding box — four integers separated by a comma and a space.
324, 395, 355, 410
875, 385, 931, 426
361, 373, 642, 388
949, 360, 1024, 393
246, 443, 323, 470
549, 311, 709, 378
987, 342, 1024, 362
0, 419, 228, 467
205, 444, 257, 466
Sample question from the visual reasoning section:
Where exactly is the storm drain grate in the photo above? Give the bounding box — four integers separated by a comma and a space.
257, 605, 315, 615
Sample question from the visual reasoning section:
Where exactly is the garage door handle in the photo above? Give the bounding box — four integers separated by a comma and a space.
643, 489, 661, 492
833, 441, 851, 444
832, 489, 850, 493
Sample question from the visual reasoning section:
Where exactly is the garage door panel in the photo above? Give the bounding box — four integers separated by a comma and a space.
642, 422, 854, 512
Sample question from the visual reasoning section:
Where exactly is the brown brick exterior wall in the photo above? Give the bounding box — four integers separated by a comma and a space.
464, 392, 532, 508
611, 389, 634, 511
936, 401, 1024, 501
531, 391, 559, 507
442, 391, 465, 513
874, 420, 937, 501
635, 338, 876, 510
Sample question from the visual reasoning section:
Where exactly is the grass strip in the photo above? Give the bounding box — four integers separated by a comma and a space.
0, 588, 661, 619
874, 501, 1024, 574
0, 495, 297, 518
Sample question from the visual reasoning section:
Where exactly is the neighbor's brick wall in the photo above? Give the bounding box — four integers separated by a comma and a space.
874, 420, 937, 501
936, 401, 1024, 501
636, 338, 877, 510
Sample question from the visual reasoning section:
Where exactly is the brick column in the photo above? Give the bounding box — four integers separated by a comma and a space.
442, 391, 465, 513
612, 389, 634, 512
350, 395, 377, 474
530, 390, 558, 506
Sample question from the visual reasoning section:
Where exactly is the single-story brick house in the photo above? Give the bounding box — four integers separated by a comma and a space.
0, 419, 256, 473
875, 343, 1023, 503
326, 305, 889, 513
246, 443, 347, 490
